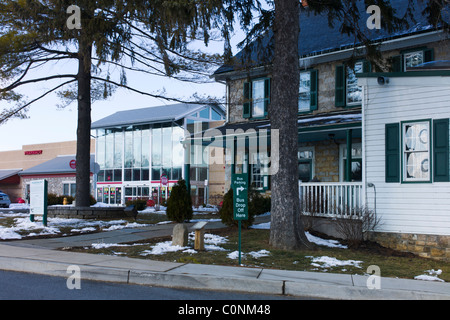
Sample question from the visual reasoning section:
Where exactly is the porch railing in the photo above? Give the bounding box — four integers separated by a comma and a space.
299, 182, 364, 219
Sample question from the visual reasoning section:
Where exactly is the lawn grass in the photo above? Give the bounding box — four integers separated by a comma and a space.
71, 227, 450, 282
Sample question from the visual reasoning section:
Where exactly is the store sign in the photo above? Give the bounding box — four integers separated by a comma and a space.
161, 174, 168, 186
25, 150, 43, 156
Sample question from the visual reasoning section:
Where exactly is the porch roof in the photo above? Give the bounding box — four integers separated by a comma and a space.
186, 111, 362, 147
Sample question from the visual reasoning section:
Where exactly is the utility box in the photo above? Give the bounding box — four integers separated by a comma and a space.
192, 221, 208, 251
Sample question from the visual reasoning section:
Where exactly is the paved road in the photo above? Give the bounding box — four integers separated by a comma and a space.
0, 270, 304, 301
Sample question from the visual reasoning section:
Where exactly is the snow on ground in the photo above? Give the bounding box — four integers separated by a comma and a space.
308, 256, 363, 270
414, 269, 445, 282
140, 232, 229, 256
0, 211, 149, 240
251, 221, 348, 249
227, 250, 271, 260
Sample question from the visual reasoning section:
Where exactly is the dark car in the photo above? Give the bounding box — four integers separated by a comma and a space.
0, 191, 11, 208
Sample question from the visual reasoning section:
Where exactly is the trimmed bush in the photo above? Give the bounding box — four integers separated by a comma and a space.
125, 199, 147, 211
166, 179, 193, 223
47, 193, 75, 206
219, 188, 256, 228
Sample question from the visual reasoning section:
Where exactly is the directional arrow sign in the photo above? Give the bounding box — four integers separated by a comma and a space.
232, 174, 248, 221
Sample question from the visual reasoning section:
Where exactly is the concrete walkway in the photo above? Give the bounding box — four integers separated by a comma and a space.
0, 216, 449, 300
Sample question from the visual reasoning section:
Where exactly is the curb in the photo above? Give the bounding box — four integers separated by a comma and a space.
1, 255, 449, 300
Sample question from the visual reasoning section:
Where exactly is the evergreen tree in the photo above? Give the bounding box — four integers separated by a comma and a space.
166, 179, 193, 223
0, 0, 230, 206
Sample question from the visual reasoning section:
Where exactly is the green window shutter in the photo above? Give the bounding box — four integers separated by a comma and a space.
433, 118, 449, 182
424, 48, 434, 63
362, 60, 371, 73
310, 69, 318, 111
264, 78, 271, 116
335, 65, 346, 107
243, 81, 251, 118
385, 123, 400, 183
391, 55, 402, 72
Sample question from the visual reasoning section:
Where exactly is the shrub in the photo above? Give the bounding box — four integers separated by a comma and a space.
219, 188, 257, 229
248, 185, 271, 216
47, 193, 74, 206
125, 199, 147, 211
166, 179, 193, 223
334, 206, 382, 248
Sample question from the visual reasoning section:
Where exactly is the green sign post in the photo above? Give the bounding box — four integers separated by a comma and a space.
232, 174, 248, 265
29, 179, 48, 227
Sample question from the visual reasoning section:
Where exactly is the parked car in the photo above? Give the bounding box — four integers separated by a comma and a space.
0, 191, 11, 208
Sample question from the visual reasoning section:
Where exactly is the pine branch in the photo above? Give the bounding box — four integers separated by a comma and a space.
0, 79, 77, 124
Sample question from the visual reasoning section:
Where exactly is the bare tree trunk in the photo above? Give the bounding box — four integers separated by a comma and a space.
269, 0, 311, 250
75, 38, 92, 208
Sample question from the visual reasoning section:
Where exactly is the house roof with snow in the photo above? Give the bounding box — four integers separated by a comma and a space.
214, 0, 444, 77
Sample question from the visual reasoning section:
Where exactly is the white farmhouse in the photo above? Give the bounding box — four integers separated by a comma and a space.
359, 66, 450, 261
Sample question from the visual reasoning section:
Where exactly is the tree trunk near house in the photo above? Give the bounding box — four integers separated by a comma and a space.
269, 0, 312, 250
75, 38, 93, 208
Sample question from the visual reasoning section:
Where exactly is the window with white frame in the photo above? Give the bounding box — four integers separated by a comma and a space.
299, 71, 312, 112
250, 153, 269, 190
346, 61, 363, 106
340, 143, 362, 182
298, 147, 314, 182
402, 120, 431, 182
63, 182, 76, 198
251, 79, 266, 118
404, 51, 424, 70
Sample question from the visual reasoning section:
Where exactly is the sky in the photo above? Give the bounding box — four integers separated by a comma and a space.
0, 32, 240, 152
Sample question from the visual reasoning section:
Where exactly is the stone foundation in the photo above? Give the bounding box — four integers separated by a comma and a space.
369, 232, 450, 262
48, 206, 135, 220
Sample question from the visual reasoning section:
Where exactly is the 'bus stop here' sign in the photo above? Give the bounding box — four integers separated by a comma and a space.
232, 174, 248, 221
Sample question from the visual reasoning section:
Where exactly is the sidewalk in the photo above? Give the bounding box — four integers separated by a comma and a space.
0, 218, 449, 300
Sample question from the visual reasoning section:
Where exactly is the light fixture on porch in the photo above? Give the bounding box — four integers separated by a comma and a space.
328, 133, 338, 145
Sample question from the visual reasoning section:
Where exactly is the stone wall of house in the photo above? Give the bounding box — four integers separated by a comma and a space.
22, 176, 94, 201
228, 78, 248, 124
22, 177, 75, 197
370, 232, 450, 262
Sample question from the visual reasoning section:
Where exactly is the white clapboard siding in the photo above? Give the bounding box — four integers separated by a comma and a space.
362, 76, 450, 236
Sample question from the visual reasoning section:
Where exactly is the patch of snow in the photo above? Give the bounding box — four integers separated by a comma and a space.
250, 222, 270, 230
248, 250, 270, 258
414, 269, 445, 282
250, 221, 347, 249
309, 256, 363, 269
227, 249, 270, 260
141, 241, 189, 255
90, 202, 112, 207
305, 232, 348, 249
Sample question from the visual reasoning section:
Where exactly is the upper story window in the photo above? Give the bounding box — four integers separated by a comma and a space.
243, 78, 270, 119
346, 61, 363, 106
391, 47, 434, 72
252, 79, 266, 117
404, 51, 424, 69
335, 60, 370, 108
299, 70, 318, 113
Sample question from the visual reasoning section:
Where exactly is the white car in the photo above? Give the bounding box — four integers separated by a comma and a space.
0, 191, 11, 208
